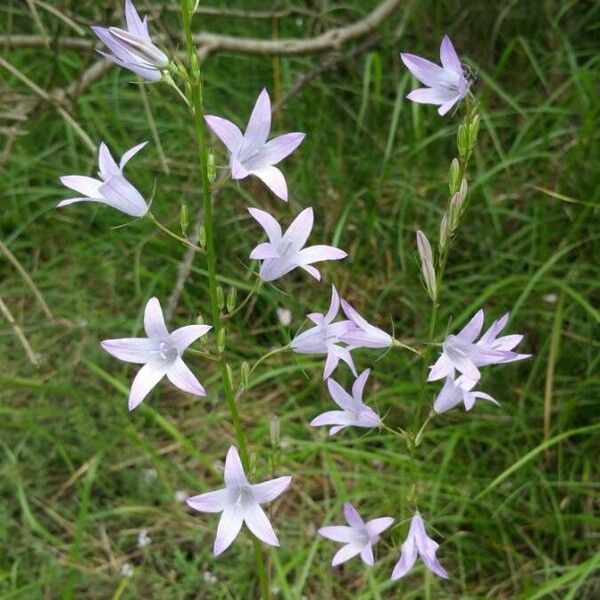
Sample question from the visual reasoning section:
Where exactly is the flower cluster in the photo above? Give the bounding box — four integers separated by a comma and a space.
58, 2, 531, 591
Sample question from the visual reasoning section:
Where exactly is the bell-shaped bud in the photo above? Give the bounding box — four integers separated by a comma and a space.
457, 123, 469, 159
226, 288, 237, 313
225, 362, 234, 390
180, 201, 189, 236
270, 416, 281, 448
416, 230, 437, 302
240, 361, 250, 391
439, 213, 450, 253
216, 286, 225, 311
449, 158, 460, 194
198, 224, 206, 249
207, 153, 217, 184
469, 113, 480, 149
449, 179, 468, 230
217, 328, 226, 353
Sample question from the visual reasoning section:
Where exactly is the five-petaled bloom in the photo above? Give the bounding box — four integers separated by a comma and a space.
339, 298, 393, 350
428, 309, 530, 383
101, 297, 211, 410
433, 374, 499, 414
92, 0, 168, 81
205, 89, 305, 201
391, 513, 449, 580
319, 503, 394, 567
310, 369, 381, 435
186, 446, 292, 556
401, 35, 468, 116
291, 285, 357, 379
248, 207, 346, 282
58, 141, 148, 217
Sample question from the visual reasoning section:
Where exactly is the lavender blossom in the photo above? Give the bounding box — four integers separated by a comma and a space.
186, 446, 292, 556
291, 285, 356, 379
339, 298, 393, 350
319, 503, 394, 567
310, 369, 381, 435
401, 36, 468, 116
391, 513, 449, 580
433, 375, 499, 414
101, 297, 211, 410
248, 207, 346, 282
92, 0, 168, 81
205, 89, 305, 201
58, 141, 148, 217
428, 309, 530, 383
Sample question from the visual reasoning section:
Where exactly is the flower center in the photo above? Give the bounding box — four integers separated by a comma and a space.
158, 340, 178, 363
232, 485, 254, 507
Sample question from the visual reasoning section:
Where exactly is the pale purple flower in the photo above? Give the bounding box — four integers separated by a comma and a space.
58, 141, 148, 217
248, 207, 346, 282
391, 513, 449, 580
101, 297, 211, 410
318, 503, 394, 567
401, 36, 468, 116
291, 285, 356, 379
339, 298, 393, 350
428, 309, 530, 383
186, 446, 292, 556
92, 0, 168, 81
310, 369, 381, 435
433, 375, 499, 414
205, 89, 305, 201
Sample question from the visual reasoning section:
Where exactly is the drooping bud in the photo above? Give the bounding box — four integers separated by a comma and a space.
240, 361, 250, 391
439, 213, 450, 253
457, 123, 469, 159
270, 416, 281, 448
207, 153, 217, 183
217, 328, 226, 353
216, 286, 225, 311
198, 224, 206, 248
449, 158, 460, 194
416, 230, 437, 302
449, 179, 468, 230
179, 201, 189, 236
226, 287, 237, 313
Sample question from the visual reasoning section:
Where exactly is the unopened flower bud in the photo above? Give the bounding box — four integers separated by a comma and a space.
216, 286, 225, 311
225, 363, 234, 389
180, 202, 189, 236
207, 153, 216, 183
416, 230, 437, 302
270, 416, 281, 448
449, 179, 468, 230
469, 113, 480, 149
240, 361, 250, 390
457, 123, 469, 158
226, 288, 237, 313
195, 314, 204, 325
449, 158, 460, 194
198, 224, 206, 248
217, 328, 226, 353
439, 213, 450, 252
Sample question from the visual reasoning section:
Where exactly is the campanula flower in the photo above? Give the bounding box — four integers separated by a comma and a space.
101, 297, 211, 410
291, 286, 356, 379
339, 298, 393, 349
428, 309, 530, 383
248, 207, 346, 282
433, 374, 499, 414
310, 369, 381, 435
319, 503, 394, 567
401, 36, 468, 116
186, 446, 292, 556
205, 89, 305, 201
58, 141, 148, 217
92, 0, 168, 81
391, 513, 449, 580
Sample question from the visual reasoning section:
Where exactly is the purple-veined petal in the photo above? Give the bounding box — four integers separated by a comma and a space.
295, 245, 347, 266
166, 357, 206, 396
406, 87, 458, 106
324, 285, 340, 323
300, 265, 321, 280
169, 324, 212, 354
98, 143, 120, 180
457, 309, 484, 342
124, 0, 149, 39
439, 35, 462, 75
128, 361, 166, 410
433, 376, 463, 414
250, 242, 280, 260
478, 313, 509, 344
428, 352, 454, 381
323, 350, 340, 380
449, 352, 480, 381
60, 175, 102, 198
251, 165, 288, 201
108, 27, 168, 67
318, 526, 354, 543
205, 115, 243, 155
119, 141, 148, 170
96, 49, 161, 81
391, 535, 418, 580
98, 175, 148, 217
329, 345, 357, 378
100, 337, 159, 364
360, 543, 375, 566
281, 207, 313, 253
92, 26, 133, 63
366, 517, 394, 538
214, 504, 244, 556
309, 410, 355, 429
327, 378, 358, 411
243, 502, 279, 546
251, 476, 292, 504
246, 132, 305, 168
438, 96, 461, 116
352, 369, 370, 402
243, 89, 271, 150
355, 407, 381, 428
343, 503, 364, 529
224, 446, 248, 488
186, 488, 230, 513
247, 207, 282, 244
421, 553, 450, 579
332, 542, 362, 566
400, 53, 446, 87
144, 297, 169, 339
259, 257, 297, 282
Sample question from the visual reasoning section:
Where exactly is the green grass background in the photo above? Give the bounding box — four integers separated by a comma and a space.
1, 1, 599, 598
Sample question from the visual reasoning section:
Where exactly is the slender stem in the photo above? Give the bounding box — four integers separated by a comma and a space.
223, 280, 262, 321
414, 411, 435, 447
392, 338, 421, 356
380, 421, 408, 442
147, 212, 204, 253
250, 345, 290, 376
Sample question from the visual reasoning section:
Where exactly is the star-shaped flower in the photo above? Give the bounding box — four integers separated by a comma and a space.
248, 207, 346, 282
433, 374, 499, 414
92, 0, 168, 81
339, 298, 393, 349
205, 89, 305, 201
58, 141, 148, 217
101, 297, 211, 410
310, 369, 381, 435
319, 503, 394, 567
186, 446, 292, 556
291, 285, 356, 379
428, 309, 530, 383
391, 513, 449, 580
401, 35, 468, 116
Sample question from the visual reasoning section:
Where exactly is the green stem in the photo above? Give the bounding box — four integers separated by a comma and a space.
223, 280, 262, 321
147, 212, 204, 253
179, 2, 269, 598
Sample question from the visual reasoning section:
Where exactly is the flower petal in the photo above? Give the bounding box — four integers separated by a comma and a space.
251, 476, 292, 504
318, 525, 354, 543
427, 353, 454, 382
243, 502, 280, 547
332, 542, 362, 566
124, 0, 149, 39
309, 410, 354, 429
281, 207, 313, 253
98, 143, 120, 180
224, 446, 248, 488
250, 242, 280, 260
327, 379, 358, 411
300, 265, 321, 280
400, 53, 446, 87
352, 369, 370, 403
343, 503, 364, 529
214, 504, 244, 556
98, 175, 148, 217
186, 488, 230, 513
144, 297, 169, 339
100, 337, 159, 364
406, 87, 458, 106
366, 517, 394, 538
246, 132, 305, 168
439, 35, 462, 75
391, 536, 418, 580
128, 361, 166, 410
251, 165, 288, 201
243, 88, 271, 149
169, 324, 212, 354
60, 175, 102, 198
438, 97, 461, 116
324, 285, 340, 323
457, 309, 485, 342
119, 141, 148, 170
295, 245, 346, 266
166, 357, 206, 396
433, 377, 463, 414
247, 207, 283, 243
360, 543, 375, 566
205, 115, 243, 155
